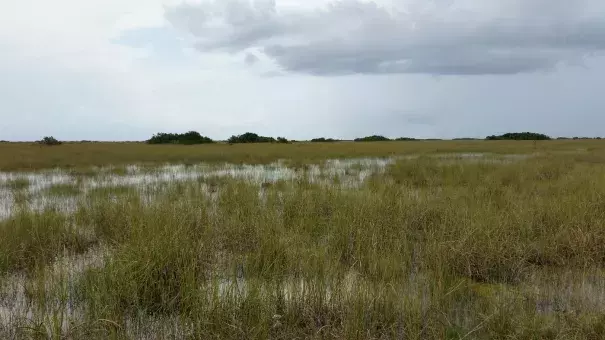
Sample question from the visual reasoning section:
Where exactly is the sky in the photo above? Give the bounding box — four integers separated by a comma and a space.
1, 0, 605, 141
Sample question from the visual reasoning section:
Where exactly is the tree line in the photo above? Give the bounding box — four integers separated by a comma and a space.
144, 131, 598, 144
26, 131, 603, 146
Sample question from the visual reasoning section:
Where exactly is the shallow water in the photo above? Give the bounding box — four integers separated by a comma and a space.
0, 154, 537, 220
0, 157, 397, 220
0, 246, 107, 336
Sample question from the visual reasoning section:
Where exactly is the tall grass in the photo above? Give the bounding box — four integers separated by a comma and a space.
3, 151, 605, 338
0, 210, 94, 273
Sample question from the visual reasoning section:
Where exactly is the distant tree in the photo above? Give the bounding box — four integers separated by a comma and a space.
486, 132, 551, 141
38, 136, 62, 146
228, 132, 276, 144
395, 137, 417, 141
147, 131, 214, 145
354, 135, 391, 142
572, 136, 598, 140
276, 137, 290, 144
178, 131, 213, 145
311, 137, 338, 142
310, 137, 338, 142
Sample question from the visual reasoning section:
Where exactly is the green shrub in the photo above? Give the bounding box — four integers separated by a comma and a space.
38, 136, 62, 146
354, 135, 391, 142
228, 132, 276, 144
311, 137, 339, 142
486, 132, 551, 140
146, 131, 214, 145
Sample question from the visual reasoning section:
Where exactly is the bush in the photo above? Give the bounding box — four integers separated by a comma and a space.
486, 132, 551, 141
38, 136, 62, 146
310, 137, 338, 142
147, 131, 214, 145
354, 135, 391, 142
276, 137, 289, 144
228, 132, 276, 144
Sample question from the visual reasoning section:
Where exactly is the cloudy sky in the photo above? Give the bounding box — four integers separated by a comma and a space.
1, 0, 604, 141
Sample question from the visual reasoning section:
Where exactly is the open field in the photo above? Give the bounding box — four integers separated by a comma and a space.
2, 141, 605, 339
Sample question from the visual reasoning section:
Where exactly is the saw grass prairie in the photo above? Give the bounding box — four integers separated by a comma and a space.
0, 139, 602, 171
1, 141, 605, 338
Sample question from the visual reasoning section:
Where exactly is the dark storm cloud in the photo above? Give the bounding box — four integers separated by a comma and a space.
166, 0, 605, 76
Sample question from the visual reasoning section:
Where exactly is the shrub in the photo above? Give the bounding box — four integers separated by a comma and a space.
147, 131, 214, 145
228, 132, 276, 144
310, 137, 338, 142
354, 135, 391, 142
486, 132, 551, 140
38, 136, 62, 146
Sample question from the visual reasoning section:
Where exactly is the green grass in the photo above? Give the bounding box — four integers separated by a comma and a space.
3, 145, 605, 338
45, 183, 81, 197
4, 177, 30, 190
0, 210, 95, 273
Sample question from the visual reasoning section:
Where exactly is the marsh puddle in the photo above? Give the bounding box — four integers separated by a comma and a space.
0, 157, 397, 220
0, 153, 536, 221
0, 246, 107, 336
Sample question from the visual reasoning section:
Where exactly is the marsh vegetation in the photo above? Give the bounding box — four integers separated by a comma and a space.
1, 141, 605, 339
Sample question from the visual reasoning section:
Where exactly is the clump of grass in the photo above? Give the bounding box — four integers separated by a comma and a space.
0, 210, 95, 273
45, 183, 81, 197
108, 167, 128, 176
4, 177, 30, 190
78, 188, 212, 319
86, 185, 135, 198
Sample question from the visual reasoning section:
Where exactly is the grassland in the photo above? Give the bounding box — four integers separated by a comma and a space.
0, 139, 600, 171
1, 140, 605, 339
